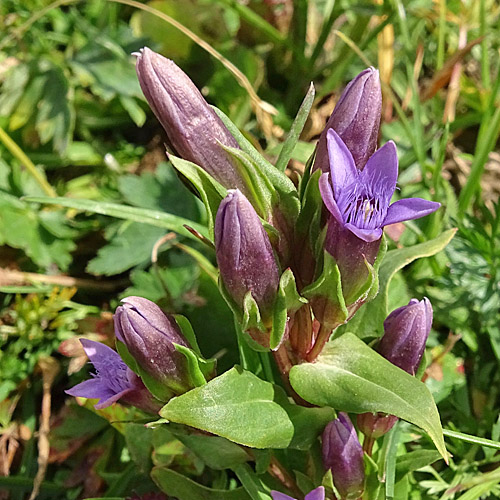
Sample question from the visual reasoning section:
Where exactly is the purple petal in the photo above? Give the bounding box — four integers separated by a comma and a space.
383, 198, 441, 226
79, 338, 122, 366
361, 141, 398, 206
326, 129, 357, 192
65, 379, 132, 409
319, 173, 344, 225
345, 223, 382, 243
305, 486, 325, 500
65, 378, 114, 400
270, 492, 296, 500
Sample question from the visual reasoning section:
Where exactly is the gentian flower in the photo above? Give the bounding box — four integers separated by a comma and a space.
322, 413, 365, 500
358, 298, 433, 438
135, 47, 246, 193
66, 339, 160, 413
271, 486, 325, 500
313, 129, 440, 322
215, 189, 280, 319
314, 67, 382, 172
319, 129, 440, 244
114, 296, 192, 395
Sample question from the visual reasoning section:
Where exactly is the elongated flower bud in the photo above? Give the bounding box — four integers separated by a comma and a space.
114, 296, 191, 394
215, 189, 279, 319
322, 413, 365, 500
314, 68, 382, 172
358, 298, 433, 438
135, 47, 244, 190
378, 298, 433, 376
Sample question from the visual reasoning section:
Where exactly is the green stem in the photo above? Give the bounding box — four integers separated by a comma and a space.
0, 126, 56, 197
443, 429, 500, 450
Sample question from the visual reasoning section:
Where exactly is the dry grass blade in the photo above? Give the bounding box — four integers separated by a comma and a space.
420, 35, 484, 101
29, 357, 60, 500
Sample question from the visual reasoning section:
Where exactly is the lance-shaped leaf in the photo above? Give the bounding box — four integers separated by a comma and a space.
24, 196, 208, 240
276, 83, 315, 172
289, 333, 447, 461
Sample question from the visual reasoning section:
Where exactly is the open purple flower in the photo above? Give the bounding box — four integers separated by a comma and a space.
271, 486, 325, 500
319, 129, 440, 243
66, 339, 159, 413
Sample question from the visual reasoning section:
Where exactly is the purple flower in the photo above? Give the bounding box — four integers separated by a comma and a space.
322, 413, 365, 500
271, 486, 325, 500
315, 67, 382, 172
378, 298, 433, 376
114, 296, 191, 395
319, 129, 440, 243
215, 189, 280, 320
66, 339, 159, 413
135, 47, 245, 192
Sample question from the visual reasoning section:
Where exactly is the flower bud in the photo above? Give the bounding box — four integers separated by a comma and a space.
358, 299, 432, 439
377, 298, 433, 376
135, 47, 245, 191
356, 412, 398, 440
322, 413, 365, 500
314, 67, 382, 172
66, 339, 161, 414
215, 190, 280, 320
114, 296, 191, 394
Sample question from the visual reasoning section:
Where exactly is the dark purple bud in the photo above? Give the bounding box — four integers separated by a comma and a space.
135, 47, 245, 191
377, 298, 433, 376
314, 68, 382, 172
356, 412, 398, 439
215, 189, 280, 319
66, 339, 161, 414
271, 486, 325, 500
322, 413, 365, 500
114, 296, 191, 394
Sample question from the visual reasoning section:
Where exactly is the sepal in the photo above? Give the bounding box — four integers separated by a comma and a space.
173, 344, 216, 387
270, 269, 308, 350
168, 154, 227, 238
303, 251, 348, 331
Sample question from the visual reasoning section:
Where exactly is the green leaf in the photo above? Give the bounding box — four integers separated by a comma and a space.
242, 292, 266, 336
168, 154, 227, 237
395, 450, 442, 482
160, 367, 294, 448
87, 222, 165, 276
339, 228, 456, 338
152, 467, 252, 499
232, 463, 271, 500
23, 196, 208, 241
270, 269, 308, 349
169, 426, 250, 470
289, 333, 447, 460
124, 423, 153, 474
275, 83, 315, 172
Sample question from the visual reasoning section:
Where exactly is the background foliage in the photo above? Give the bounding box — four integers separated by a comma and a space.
0, 0, 499, 498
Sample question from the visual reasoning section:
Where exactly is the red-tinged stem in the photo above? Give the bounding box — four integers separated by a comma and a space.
362, 436, 375, 456
306, 324, 333, 362
272, 344, 310, 406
